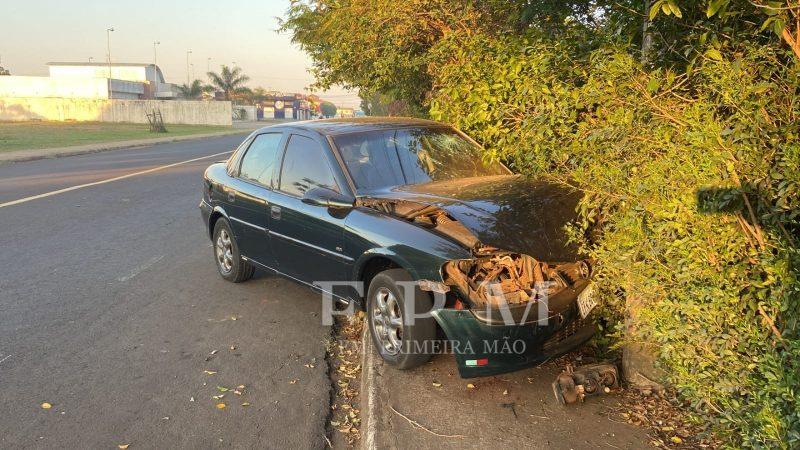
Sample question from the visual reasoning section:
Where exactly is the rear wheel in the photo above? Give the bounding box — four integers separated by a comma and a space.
367, 269, 436, 370
212, 219, 254, 283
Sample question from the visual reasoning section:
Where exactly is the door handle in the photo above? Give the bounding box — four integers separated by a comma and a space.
270, 205, 281, 220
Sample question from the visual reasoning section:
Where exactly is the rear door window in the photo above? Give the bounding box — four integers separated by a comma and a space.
278, 135, 339, 197
238, 133, 283, 187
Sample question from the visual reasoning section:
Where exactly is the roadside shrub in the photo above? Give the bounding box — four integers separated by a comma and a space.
430, 33, 800, 447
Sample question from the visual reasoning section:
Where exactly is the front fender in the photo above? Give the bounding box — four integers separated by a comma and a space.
351, 248, 419, 282
344, 208, 472, 282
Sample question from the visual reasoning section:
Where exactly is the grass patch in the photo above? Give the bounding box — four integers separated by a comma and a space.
0, 121, 233, 152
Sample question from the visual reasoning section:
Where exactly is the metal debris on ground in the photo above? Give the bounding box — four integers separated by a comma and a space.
146, 109, 167, 133
551, 362, 619, 405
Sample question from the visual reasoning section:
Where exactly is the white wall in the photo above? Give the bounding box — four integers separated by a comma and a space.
0, 98, 233, 126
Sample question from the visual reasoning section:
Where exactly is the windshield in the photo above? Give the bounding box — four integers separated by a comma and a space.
333, 127, 508, 192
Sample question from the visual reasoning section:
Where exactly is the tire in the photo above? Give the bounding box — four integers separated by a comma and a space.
367, 269, 436, 370
212, 218, 254, 283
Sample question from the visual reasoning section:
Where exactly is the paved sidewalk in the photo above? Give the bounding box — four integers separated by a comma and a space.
0, 130, 248, 164
360, 333, 651, 449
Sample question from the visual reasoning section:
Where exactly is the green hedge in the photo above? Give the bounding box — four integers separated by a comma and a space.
430, 34, 800, 447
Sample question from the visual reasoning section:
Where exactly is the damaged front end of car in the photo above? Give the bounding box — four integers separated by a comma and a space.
435, 253, 597, 378
358, 192, 598, 378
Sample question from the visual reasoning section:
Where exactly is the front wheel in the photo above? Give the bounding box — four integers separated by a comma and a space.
367, 269, 436, 370
212, 219, 254, 283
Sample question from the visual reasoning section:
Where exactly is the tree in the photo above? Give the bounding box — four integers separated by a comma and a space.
0, 66, 10, 76
250, 87, 270, 103
284, 1, 800, 445
177, 79, 209, 99
206, 65, 251, 101
320, 101, 337, 118
281, 0, 532, 113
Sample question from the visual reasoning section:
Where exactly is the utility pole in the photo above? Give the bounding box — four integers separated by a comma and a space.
186, 50, 192, 85
107, 27, 116, 122
106, 27, 114, 78
153, 41, 160, 67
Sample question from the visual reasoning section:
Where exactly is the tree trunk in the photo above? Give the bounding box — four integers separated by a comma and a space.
641, 0, 653, 64
622, 289, 666, 392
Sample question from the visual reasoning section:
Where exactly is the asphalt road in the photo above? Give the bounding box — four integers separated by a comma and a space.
0, 135, 333, 449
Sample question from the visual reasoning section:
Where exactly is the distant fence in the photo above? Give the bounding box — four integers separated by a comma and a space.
0, 98, 233, 126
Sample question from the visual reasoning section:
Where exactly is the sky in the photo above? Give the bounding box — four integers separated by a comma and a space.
1, 0, 361, 108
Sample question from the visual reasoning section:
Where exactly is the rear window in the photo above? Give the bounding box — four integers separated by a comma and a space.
238, 133, 282, 186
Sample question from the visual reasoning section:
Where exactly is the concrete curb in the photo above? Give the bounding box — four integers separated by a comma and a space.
359, 324, 379, 450
0, 129, 247, 165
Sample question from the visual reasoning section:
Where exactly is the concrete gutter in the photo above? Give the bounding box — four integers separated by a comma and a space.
0, 129, 247, 165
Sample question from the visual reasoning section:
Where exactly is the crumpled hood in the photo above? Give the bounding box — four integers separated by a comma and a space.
366, 175, 583, 262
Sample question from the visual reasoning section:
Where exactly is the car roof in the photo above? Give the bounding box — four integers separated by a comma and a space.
253, 117, 448, 137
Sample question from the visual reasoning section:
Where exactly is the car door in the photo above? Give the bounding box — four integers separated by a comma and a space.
224, 131, 285, 268
268, 133, 351, 284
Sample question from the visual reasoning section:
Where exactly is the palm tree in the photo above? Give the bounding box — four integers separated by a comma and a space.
177, 79, 209, 100
206, 65, 250, 101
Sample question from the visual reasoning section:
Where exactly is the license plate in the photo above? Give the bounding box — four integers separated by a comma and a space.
577, 283, 597, 318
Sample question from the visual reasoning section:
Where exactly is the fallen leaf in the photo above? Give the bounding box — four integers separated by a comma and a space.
289, 379, 298, 385
212, 395, 225, 400
432, 381, 442, 387
237, 385, 245, 390
241, 402, 251, 407
503, 389, 509, 395
216, 386, 229, 392
466, 383, 476, 389
231, 316, 237, 321
210, 350, 218, 355
671, 437, 683, 444
216, 403, 226, 410
118, 445, 130, 449
41, 403, 52, 409
189, 397, 195, 402
204, 370, 217, 375
233, 390, 242, 396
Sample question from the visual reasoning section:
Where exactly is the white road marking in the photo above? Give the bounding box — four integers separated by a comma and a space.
0, 354, 11, 365
117, 255, 165, 282
0, 150, 232, 209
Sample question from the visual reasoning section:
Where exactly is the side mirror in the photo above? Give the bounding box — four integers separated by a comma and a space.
301, 187, 355, 209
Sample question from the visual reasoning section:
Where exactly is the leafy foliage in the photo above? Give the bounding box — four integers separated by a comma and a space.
320, 101, 337, 118
206, 65, 251, 101
430, 32, 799, 447
285, 0, 800, 446
177, 79, 211, 100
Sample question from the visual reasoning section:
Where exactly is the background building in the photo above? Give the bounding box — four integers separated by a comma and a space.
256, 93, 314, 120
47, 62, 178, 99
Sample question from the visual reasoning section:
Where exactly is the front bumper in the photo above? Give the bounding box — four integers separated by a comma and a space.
431, 303, 595, 378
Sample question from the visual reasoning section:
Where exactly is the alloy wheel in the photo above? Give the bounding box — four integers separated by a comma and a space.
372, 287, 404, 355
215, 229, 234, 274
